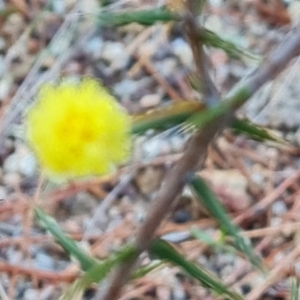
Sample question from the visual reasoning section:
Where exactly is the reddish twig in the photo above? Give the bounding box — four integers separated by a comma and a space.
0, 261, 78, 284
246, 244, 300, 300
235, 167, 300, 224
135, 54, 183, 102
250, 0, 291, 26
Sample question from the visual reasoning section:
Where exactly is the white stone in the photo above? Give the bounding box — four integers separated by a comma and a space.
3, 172, 21, 187
86, 36, 104, 59
155, 57, 177, 77
0, 75, 13, 100
172, 38, 193, 66
19, 154, 37, 177
272, 201, 287, 216
3, 144, 37, 177
51, 0, 66, 15
3, 153, 19, 173
102, 41, 130, 70
140, 94, 161, 108
0, 186, 7, 200
0, 38, 6, 51
24, 289, 38, 300
114, 79, 139, 98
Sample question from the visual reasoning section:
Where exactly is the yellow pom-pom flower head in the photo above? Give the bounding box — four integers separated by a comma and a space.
26, 78, 131, 179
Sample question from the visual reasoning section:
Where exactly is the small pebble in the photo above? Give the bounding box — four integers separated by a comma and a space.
24, 289, 38, 300
137, 40, 156, 58
172, 38, 193, 66
70, 192, 98, 216
3, 172, 21, 187
172, 210, 192, 223
0, 37, 6, 52
51, 0, 66, 15
162, 231, 191, 243
205, 15, 223, 33
7, 248, 23, 264
270, 217, 282, 227
173, 285, 187, 300
0, 186, 7, 200
3, 145, 37, 177
249, 22, 269, 37
2, 13, 25, 39
101, 41, 130, 70
251, 170, 265, 187
135, 166, 165, 195
170, 135, 184, 153
143, 137, 173, 159
272, 201, 287, 216
63, 61, 82, 75
85, 36, 104, 59
288, 2, 300, 23
3, 153, 19, 172
140, 93, 161, 108
27, 38, 40, 54
19, 154, 37, 177
241, 284, 252, 295
34, 252, 55, 271
114, 79, 140, 98
209, 0, 223, 7
0, 75, 13, 100
155, 58, 177, 77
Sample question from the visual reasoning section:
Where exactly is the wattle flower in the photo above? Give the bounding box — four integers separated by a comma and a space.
26, 78, 131, 179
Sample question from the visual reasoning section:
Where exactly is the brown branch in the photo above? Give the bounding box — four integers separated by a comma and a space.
184, 0, 220, 106
97, 120, 222, 300
96, 21, 300, 300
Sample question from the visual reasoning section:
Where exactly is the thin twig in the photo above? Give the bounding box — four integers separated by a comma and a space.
135, 54, 183, 102
246, 244, 300, 300
83, 170, 136, 237
0, 261, 78, 283
235, 167, 300, 224
184, 0, 220, 106
244, 221, 300, 238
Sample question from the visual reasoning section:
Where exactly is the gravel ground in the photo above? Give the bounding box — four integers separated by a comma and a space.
0, 0, 300, 299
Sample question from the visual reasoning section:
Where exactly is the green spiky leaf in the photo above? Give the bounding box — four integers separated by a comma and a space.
35, 208, 97, 271
150, 239, 243, 300
200, 29, 259, 60
232, 118, 284, 143
60, 243, 137, 300
98, 7, 176, 27
291, 277, 300, 300
189, 175, 264, 271
190, 227, 237, 254
132, 101, 204, 135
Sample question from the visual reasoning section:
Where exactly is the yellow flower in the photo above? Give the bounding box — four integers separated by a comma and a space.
26, 78, 131, 179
